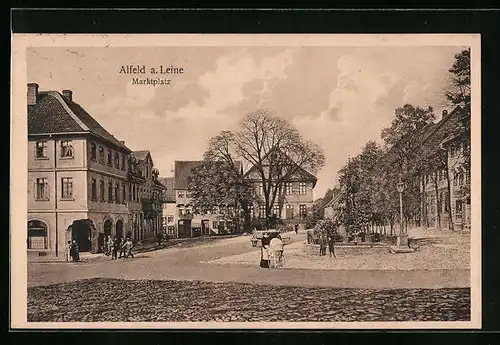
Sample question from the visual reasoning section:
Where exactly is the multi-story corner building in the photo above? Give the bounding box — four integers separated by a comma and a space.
245, 155, 317, 224
159, 177, 176, 237
27, 83, 132, 257
27, 83, 167, 258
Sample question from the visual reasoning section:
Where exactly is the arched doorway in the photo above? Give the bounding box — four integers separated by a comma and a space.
27, 220, 48, 249
104, 219, 113, 239
71, 219, 92, 252
116, 219, 124, 239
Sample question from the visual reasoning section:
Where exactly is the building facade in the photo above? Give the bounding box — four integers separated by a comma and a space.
27, 83, 166, 258
245, 156, 317, 225
159, 177, 176, 237
173, 161, 241, 238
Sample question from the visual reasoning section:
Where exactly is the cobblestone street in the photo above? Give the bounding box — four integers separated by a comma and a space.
27, 278, 470, 322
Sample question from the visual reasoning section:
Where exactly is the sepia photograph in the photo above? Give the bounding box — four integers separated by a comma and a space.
10, 34, 481, 328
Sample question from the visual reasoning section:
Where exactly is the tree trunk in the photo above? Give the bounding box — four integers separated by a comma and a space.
420, 175, 426, 228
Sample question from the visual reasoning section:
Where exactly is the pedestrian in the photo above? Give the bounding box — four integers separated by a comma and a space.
122, 238, 135, 258
71, 240, 80, 262
66, 240, 72, 262
269, 234, 284, 268
327, 234, 337, 258
107, 235, 114, 255
294, 223, 299, 235
156, 232, 163, 248
319, 235, 327, 256
260, 232, 270, 268
118, 237, 125, 258
111, 237, 119, 260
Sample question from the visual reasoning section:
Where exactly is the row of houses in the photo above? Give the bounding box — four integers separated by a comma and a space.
27, 83, 318, 258
324, 106, 471, 232
27, 83, 167, 258
160, 159, 317, 239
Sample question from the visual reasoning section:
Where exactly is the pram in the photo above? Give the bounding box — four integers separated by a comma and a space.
270, 250, 285, 268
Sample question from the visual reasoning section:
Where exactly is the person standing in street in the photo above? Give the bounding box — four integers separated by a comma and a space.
66, 240, 72, 262
259, 232, 270, 268
71, 240, 80, 262
294, 223, 299, 235
111, 237, 119, 260
269, 234, 284, 268
327, 234, 337, 258
122, 238, 135, 258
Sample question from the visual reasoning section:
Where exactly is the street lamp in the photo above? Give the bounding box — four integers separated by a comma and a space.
396, 180, 405, 240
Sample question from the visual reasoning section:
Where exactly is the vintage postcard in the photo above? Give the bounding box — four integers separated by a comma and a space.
10, 34, 481, 329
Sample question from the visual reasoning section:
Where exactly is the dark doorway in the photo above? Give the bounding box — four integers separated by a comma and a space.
178, 220, 191, 238
202, 220, 210, 235
104, 219, 113, 239
116, 220, 124, 239
97, 232, 105, 253
71, 220, 92, 252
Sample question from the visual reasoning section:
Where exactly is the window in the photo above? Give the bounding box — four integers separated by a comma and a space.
453, 172, 458, 186
228, 206, 234, 217
299, 204, 307, 218
186, 191, 192, 198
178, 191, 185, 198
444, 191, 450, 212
99, 146, 105, 163
248, 205, 254, 218
107, 150, 113, 165
455, 200, 463, 219
115, 183, 120, 203
122, 184, 126, 203
128, 184, 132, 201
258, 183, 264, 196
99, 180, 105, 201
35, 178, 49, 200
285, 182, 293, 195
299, 183, 307, 195
108, 181, 113, 202
35, 141, 48, 159
167, 226, 175, 235
60, 141, 74, 158
286, 204, 294, 219
273, 204, 280, 218
90, 142, 97, 160
212, 206, 219, 214
259, 205, 266, 219
114, 152, 120, 168
167, 215, 174, 223
27, 220, 48, 249
91, 178, 97, 201
458, 171, 464, 187
121, 155, 126, 170
61, 177, 73, 199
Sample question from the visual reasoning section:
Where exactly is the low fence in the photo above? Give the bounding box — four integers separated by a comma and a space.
303, 242, 390, 256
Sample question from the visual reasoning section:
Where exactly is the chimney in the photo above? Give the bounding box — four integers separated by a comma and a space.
120, 141, 125, 145
27, 83, 39, 105
442, 109, 448, 118
62, 90, 73, 101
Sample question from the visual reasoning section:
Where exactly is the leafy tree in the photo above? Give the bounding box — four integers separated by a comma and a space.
187, 159, 255, 232
205, 109, 325, 227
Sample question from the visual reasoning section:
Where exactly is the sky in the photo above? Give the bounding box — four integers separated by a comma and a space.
27, 45, 465, 199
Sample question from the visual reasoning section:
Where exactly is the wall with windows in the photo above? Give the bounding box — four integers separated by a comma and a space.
54, 170, 88, 211
87, 139, 128, 177
87, 171, 129, 213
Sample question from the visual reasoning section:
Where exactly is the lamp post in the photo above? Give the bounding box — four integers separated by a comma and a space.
396, 180, 405, 246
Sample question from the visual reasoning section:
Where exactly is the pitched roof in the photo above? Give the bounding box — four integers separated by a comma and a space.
28, 90, 130, 152
132, 150, 150, 161
159, 177, 176, 202
174, 160, 243, 190
244, 148, 318, 187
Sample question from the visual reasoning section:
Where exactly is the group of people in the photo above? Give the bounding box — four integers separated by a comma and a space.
259, 232, 285, 268
66, 240, 80, 262
104, 236, 135, 259
318, 233, 337, 258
